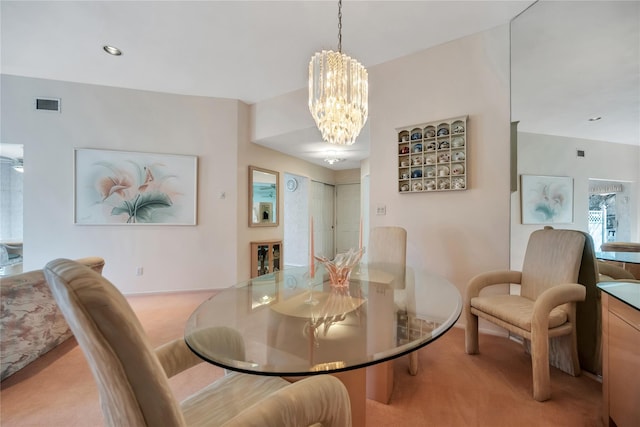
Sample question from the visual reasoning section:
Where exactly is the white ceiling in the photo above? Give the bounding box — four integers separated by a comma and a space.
511, 0, 640, 148
2, 1, 637, 170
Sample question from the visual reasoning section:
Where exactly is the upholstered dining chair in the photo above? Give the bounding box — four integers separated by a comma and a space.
43, 258, 351, 427
368, 227, 420, 374
464, 228, 588, 401
368, 226, 407, 285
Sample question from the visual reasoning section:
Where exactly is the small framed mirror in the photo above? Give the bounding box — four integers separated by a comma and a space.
249, 166, 279, 227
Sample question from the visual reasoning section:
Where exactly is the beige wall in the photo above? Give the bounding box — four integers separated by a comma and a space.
238, 101, 338, 281
0, 74, 347, 290
366, 25, 512, 330
1, 75, 241, 293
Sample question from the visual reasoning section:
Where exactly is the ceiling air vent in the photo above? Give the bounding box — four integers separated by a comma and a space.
35, 98, 61, 112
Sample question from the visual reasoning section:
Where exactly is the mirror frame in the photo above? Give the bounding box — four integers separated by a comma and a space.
248, 165, 279, 227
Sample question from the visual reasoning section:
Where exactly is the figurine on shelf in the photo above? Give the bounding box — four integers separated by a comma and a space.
453, 151, 465, 161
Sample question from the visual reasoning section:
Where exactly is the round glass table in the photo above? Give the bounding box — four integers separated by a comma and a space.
185, 265, 462, 426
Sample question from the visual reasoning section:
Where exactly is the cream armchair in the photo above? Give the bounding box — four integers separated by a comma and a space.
464, 228, 588, 401
43, 258, 351, 427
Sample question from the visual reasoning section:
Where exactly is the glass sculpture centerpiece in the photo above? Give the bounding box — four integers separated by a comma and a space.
314, 247, 365, 289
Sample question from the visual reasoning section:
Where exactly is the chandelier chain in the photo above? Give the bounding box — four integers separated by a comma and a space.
337, 0, 342, 53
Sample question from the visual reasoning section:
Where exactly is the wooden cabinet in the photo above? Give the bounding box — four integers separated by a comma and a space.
250, 240, 282, 278
600, 283, 640, 427
397, 115, 468, 193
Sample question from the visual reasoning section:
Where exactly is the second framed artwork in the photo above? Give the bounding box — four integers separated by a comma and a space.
520, 175, 573, 224
74, 148, 197, 225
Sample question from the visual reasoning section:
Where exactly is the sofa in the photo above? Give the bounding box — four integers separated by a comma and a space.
0, 257, 105, 381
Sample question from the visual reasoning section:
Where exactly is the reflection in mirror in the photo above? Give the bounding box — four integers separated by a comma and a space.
588, 179, 634, 251
0, 143, 24, 275
249, 166, 279, 227
510, 1, 639, 266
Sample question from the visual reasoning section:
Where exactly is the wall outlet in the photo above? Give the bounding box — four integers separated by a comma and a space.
376, 204, 387, 215
136, 267, 144, 276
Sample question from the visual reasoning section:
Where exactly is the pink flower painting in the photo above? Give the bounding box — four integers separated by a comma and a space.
75, 149, 197, 225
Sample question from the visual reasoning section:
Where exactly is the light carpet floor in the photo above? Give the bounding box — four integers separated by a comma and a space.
0, 291, 602, 426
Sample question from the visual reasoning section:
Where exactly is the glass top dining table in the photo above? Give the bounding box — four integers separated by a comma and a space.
184, 264, 462, 377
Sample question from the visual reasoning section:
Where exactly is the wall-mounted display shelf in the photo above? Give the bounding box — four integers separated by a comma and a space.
250, 240, 282, 278
397, 116, 468, 193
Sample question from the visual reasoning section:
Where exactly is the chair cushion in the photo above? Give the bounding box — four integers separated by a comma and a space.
181, 371, 290, 426
521, 229, 585, 300
471, 295, 568, 331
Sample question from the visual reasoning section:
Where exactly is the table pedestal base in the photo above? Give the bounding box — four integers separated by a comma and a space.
332, 369, 366, 427
366, 361, 394, 404
286, 365, 392, 427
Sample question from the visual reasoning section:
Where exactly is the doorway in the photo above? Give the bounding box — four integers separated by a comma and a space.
335, 183, 361, 254
0, 143, 24, 275
283, 176, 336, 267
589, 193, 616, 251
588, 179, 634, 251
311, 181, 335, 259
283, 175, 361, 265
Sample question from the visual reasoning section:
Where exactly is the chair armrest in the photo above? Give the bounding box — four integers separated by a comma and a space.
222, 375, 351, 427
159, 326, 247, 378
155, 338, 204, 378
465, 270, 522, 302
597, 261, 635, 280
532, 283, 586, 330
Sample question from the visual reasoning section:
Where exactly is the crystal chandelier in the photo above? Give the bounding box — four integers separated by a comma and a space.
309, 0, 368, 146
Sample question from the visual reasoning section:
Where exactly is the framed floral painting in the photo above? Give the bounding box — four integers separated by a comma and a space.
521, 175, 573, 224
74, 149, 197, 225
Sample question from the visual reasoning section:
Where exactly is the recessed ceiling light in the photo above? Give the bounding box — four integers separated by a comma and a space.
324, 150, 343, 165
588, 116, 602, 122
103, 45, 122, 56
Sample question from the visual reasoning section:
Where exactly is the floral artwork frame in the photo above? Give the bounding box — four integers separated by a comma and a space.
74, 148, 197, 225
521, 175, 573, 224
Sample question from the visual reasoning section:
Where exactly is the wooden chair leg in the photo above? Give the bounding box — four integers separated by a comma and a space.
408, 352, 419, 376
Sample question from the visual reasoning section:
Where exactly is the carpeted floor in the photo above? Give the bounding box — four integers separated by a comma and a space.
0, 291, 602, 426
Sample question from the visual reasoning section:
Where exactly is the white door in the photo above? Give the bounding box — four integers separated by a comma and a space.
335, 183, 361, 254
310, 181, 335, 259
